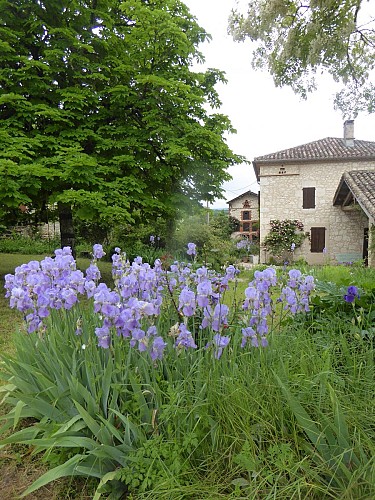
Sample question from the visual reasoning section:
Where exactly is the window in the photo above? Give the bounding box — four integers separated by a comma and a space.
242, 222, 250, 232
242, 211, 250, 220
303, 187, 315, 209
279, 167, 286, 174
311, 227, 325, 252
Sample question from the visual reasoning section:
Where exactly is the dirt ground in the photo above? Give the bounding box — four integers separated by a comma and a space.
0, 459, 94, 499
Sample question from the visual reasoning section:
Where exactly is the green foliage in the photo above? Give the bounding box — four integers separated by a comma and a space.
0, 0, 244, 242
112, 435, 193, 494
0, 234, 60, 254
173, 211, 235, 268
263, 219, 307, 262
229, 0, 375, 116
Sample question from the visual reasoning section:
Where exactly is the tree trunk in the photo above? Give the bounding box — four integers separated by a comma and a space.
165, 216, 176, 251
58, 202, 76, 258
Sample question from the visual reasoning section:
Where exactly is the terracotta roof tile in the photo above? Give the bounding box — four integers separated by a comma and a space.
254, 137, 375, 163
341, 170, 375, 220
227, 190, 259, 204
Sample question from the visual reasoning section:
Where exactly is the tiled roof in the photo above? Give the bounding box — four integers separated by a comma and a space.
227, 190, 258, 204
333, 170, 375, 220
254, 137, 375, 163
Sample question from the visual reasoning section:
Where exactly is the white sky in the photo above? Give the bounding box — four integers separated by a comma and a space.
183, 0, 375, 208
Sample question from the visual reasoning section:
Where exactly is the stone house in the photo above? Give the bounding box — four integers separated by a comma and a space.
227, 190, 259, 242
253, 121, 375, 266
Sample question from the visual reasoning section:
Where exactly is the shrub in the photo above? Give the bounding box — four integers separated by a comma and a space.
263, 219, 308, 263
0, 234, 60, 255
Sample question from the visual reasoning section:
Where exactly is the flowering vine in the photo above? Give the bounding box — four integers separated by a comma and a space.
263, 219, 308, 261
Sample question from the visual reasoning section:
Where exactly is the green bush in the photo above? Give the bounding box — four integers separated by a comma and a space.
0, 235, 60, 255
263, 219, 308, 263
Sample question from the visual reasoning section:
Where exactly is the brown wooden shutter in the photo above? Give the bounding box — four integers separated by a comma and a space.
311, 227, 325, 252
303, 187, 316, 209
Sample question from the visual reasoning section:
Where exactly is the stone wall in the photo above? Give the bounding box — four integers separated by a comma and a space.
6, 222, 60, 240
228, 192, 259, 241
259, 160, 375, 265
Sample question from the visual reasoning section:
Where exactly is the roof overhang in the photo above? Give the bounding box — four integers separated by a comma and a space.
333, 171, 375, 221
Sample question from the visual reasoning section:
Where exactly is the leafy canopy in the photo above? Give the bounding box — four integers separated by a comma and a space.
0, 0, 243, 233
229, 0, 375, 117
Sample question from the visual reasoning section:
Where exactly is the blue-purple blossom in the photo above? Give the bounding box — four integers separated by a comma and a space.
93, 244, 106, 259
212, 304, 229, 331
175, 323, 197, 350
150, 336, 167, 360
178, 287, 196, 316
344, 285, 359, 303
5, 241, 316, 358
236, 239, 249, 250
4, 247, 88, 333
212, 334, 230, 359
225, 265, 239, 280
96, 325, 111, 348
196, 280, 212, 307
242, 267, 278, 348
187, 242, 197, 256
86, 264, 101, 282
280, 271, 315, 314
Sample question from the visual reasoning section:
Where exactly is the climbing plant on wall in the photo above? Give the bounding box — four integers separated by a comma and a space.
263, 219, 308, 261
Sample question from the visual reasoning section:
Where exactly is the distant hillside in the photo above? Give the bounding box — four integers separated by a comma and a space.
211, 208, 228, 213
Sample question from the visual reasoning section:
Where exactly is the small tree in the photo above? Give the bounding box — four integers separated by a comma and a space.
263, 219, 307, 262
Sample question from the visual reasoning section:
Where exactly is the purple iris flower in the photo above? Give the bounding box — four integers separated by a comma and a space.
344, 285, 360, 303
96, 325, 111, 348
86, 264, 101, 282
187, 242, 197, 256
150, 336, 167, 361
212, 334, 230, 359
197, 280, 212, 307
175, 323, 197, 350
225, 265, 238, 280
93, 244, 106, 259
179, 287, 196, 316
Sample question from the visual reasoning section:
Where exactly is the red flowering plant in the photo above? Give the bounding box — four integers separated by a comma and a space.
263, 219, 308, 262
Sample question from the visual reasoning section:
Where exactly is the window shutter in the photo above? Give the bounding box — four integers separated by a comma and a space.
311, 227, 325, 252
303, 187, 315, 209
242, 211, 250, 220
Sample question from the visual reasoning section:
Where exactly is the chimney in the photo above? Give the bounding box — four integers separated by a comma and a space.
343, 119, 355, 147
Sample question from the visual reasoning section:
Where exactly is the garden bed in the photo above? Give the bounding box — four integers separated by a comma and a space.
1, 248, 374, 499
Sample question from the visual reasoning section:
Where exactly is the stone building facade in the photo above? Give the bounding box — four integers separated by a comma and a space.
253, 121, 375, 266
227, 190, 259, 241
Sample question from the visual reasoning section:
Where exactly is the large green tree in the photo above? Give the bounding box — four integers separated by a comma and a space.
229, 0, 375, 116
0, 0, 243, 250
